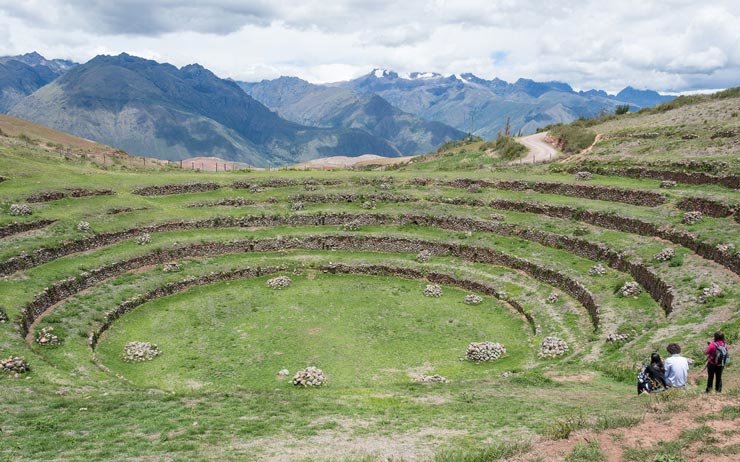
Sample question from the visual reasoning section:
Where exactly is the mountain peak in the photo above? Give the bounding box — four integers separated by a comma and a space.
371, 68, 398, 79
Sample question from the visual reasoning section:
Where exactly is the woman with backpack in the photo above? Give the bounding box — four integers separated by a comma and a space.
637, 352, 667, 394
705, 332, 729, 393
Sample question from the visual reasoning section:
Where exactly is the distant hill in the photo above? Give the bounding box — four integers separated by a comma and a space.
240, 76, 465, 155
615, 86, 676, 108
332, 70, 675, 138
9, 54, 401, 166
0, 52, 77, 112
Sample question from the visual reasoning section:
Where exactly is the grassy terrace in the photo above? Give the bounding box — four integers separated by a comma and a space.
1, 129, 738, 461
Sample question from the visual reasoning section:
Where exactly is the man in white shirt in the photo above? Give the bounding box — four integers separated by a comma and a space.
664, 343, 689, 388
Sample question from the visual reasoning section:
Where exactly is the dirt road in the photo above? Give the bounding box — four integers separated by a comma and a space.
512, 132, 559, 164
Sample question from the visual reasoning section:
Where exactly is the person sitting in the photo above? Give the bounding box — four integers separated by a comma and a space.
637, 352, 667, 394
704, 332, 728, 393
664, 343, 689, 388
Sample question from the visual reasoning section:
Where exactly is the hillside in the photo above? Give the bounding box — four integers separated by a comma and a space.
9, 54, 401, 166
0, 52, 77, 112
240, 76, 465, 155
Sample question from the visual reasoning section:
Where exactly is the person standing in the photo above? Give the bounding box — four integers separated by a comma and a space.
705, 332, 729, 393
664, 343, 689, 388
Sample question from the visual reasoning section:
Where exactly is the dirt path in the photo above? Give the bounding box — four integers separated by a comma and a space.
511, 132, 559, 164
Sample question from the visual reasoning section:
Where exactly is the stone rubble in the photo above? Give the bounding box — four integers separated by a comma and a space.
466, 341, 506, 362
342, 220, 362, 231
698, 283, 722, 304
162, 262, 182, 273
9, 204, 32, 216
413, 374, 448, 383
361, 200, 376, 210
606, 332, 630, 343
292, 366, 326, 387
290, 201, 304, 211
654, 247, 675, 262
539, 337, 569, 358
489, 213, 505, 221
423, 283, 443, 297
682, 211, 703, 225
77, 221, 91, 232
277, 369, 290, 377
136, 233, 151, 245
416, 250, 432, 263
267, 276, 292, 290
659, 180, 677, 188
546, 293, 559, 304
574, 171, 593, 181
35, 326, 61, 346
588, 263, 607, 276
0, 306, 7, 323
1, 356, 30, 375
620, 281, 642, 297
464, 294, 483, 305
122, 341, 161, 362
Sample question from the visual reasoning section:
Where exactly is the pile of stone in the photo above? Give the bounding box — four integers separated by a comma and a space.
361, 200, 376, 210
304, 184, 318, 191
606, 332, 630, 343
539, 337, 569, 358
682, 211, 703, 225
620, 281, 642, 297
654, 247, 675, 262
413, 374, 448, 383
0, 306, 7, 323
377, 183, 392, 191
162, 262, 182, 273
660, 180, 678, 189
416, 250, 432, 263
342, 220, 361, 231
122, 341, 161, 362
698, 283, 722, 303
574, 171, 593, 181
467, 184, 482, 193
589, 263, 606, 276
716, 243, 735, 254
77, 221, 91, 232
423, 284, 443, 297
489, 213, 505, 221
464, 294, 483, 305
466, 341, 506, 362
136, 233, 151, 245
9, 204, 32, 216
292, 366, 326, 387
546, 293, 559, 304
277, 368, 290, 377
35, 326, 61, 346
267, 276, 292, 290
290, 201, 304, 211
1, 356, 30, 374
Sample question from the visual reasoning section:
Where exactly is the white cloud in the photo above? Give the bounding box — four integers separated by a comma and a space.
0, 0, 738, 92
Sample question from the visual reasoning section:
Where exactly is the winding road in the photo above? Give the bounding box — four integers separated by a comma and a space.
512, 132, 559, 164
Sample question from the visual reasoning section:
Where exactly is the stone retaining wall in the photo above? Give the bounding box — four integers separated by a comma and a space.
288, 192, 413, 203
26, 188, 115, 203
0, 220, 56, 239
88, 262, 535, 349
21, 234, 597, 338
131, 182, 221, 196
568, 166, 740, 190
676, 197, 739, 220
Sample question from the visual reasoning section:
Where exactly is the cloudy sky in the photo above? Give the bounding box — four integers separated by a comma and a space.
0, 0, 738, 92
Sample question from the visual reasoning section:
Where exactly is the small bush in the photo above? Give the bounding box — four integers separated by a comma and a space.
544, 413, 588, 439
565, 441, 605, 462
493, 134, 526, 160
615, 104, 631, 115
547, 125, 596, 153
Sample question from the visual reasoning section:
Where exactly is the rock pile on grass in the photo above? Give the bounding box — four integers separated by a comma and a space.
466, 341, 506, 362
416, 250, 432, 262
342, 220, 361, 231
574, 171, 593, 181
546, 293, 559, 304
267, 276, 292, 290
35, 326, 61, 346
136, 233, 151, 245
682, 211, 703, 225
716, 243, 736, 254
606, 332, 630, 343
414, 374, 448, 383
464, 294, 483, 305
162, 262, 182, 272
9, 204, 32, 216
654, 248, 675, 262
1, 356, 30, 375
489, 213, 505, 221
539, 337, 569, 358
620, 281, 642, 297
292, 367, 326, 387
77, 221, 91, 232
699, 283, 722, 303
361, 200, 376, 210
290, 201, 304, 211
423, 284, 442, 297
589, 263, 606, 276
660, 180, 677, 188
0, 306, 7, 323
277, 369, 290, 377
123, 342, 161, 362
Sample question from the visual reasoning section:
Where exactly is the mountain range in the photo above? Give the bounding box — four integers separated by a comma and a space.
0, 52, 676, 165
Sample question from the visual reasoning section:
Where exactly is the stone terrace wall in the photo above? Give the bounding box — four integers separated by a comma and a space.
0, 220, 56, 239
676, 197, 739, 220
569, 166, 740, 190
132, 182, 221, 196
26, 188, 115, 203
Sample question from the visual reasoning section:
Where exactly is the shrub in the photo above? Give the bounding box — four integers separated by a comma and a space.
548, 124, 597, 153
614, 104, 631, 115
492, 134, 526, 160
